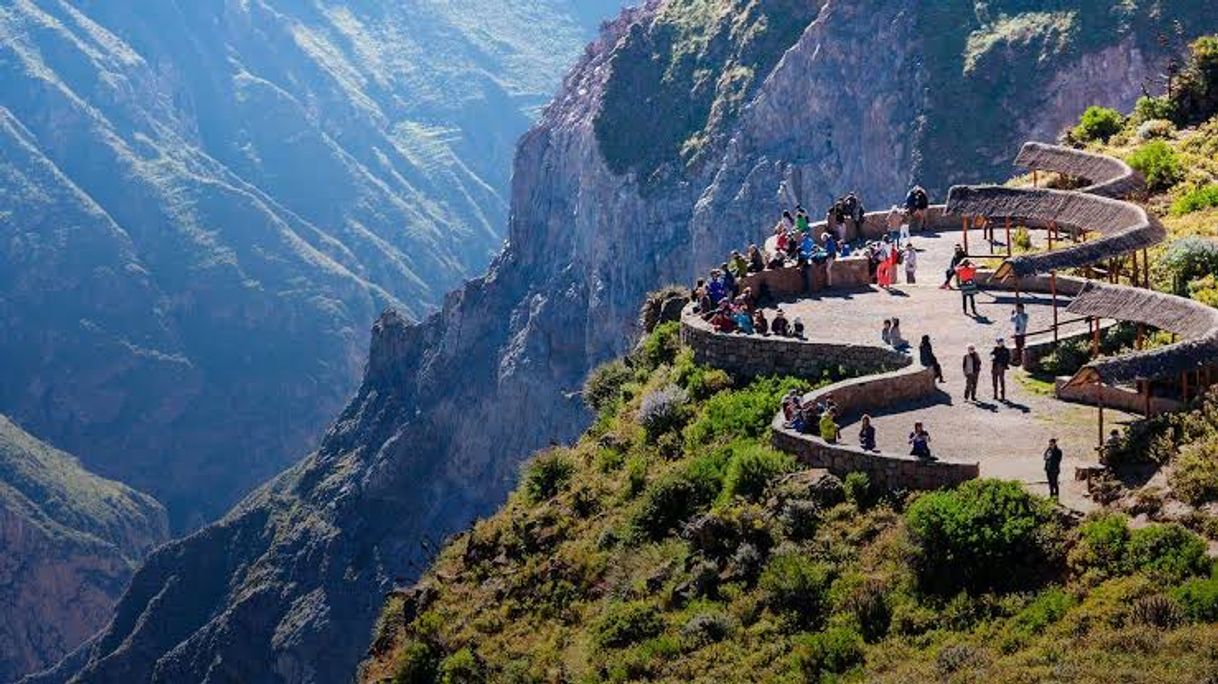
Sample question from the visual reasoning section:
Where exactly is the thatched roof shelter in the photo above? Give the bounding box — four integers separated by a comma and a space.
1063, 282, 1218, 388
945, 185, 1166, 280
1015, 142, 1145, 198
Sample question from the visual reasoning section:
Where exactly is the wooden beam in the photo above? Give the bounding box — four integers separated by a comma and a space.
1005, 216, 1013, 257
1051, 271, 1060, 345
1091, 318, 1101, 359
1097, 383, 1106, 454
962, 215, 969, 256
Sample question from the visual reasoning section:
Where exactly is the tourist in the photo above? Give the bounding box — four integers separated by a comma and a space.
747, 244, 765, 273
990, 337, 1011, 401
904, 185, 929, 231
795, 206, 811, 235
820, 408, 840, 444
787, 408, 807, 433
843, 191, 864, 240
782, 390, 800, 421
889, 317, 907, 348
733, 307, 755, 334
710, 302, 736, 333
695, 284, 714, 319
909, 422, 934, 460
771, 308, 790, 337
962, 344, 982, 401
785, 231, 800, 261
1011, 303, 1029, 365
730, 250, 749, 279
708, 270, 728, 305
920, 335, 945, 383
792, 317, 806, 339
885, 206, 903, 243
903, 243, 918, 284
859, 415, 877, 451
876, 241, 897, 290
823, 395, 839, 416
800, 232, 818, 262
1044, 438, 1063, 499
957, 259, 980, 316
753, 309, 769, 336
941, 244, 967, 289
720, 262, 737, 297
827, 202, 846, 242
822, 232, 838, 259
781, 210, 796, 233
1101, 429, 1122, 466
881, 319, 893, 345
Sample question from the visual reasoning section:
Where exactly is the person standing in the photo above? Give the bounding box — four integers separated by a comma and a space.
957, 259, 980, 316
990, 337, 1011, 401
1011, 303, 1029, 366
859, 415, 877, 451
903, 243, 918, 284
909, 422, 933, 460
941, 244, 967, 289
962, 344, 982, 401
1043, 438, 1063, 499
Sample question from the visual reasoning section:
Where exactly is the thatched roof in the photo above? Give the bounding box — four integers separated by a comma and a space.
945, 186, 1166, 280
1063, 282, 1218, 387
1015, 142, 1145, 198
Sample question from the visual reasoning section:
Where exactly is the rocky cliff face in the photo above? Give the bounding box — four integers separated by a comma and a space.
39, 1, 1218, 682
0, 416, 168, 683
0, 0, 619, 531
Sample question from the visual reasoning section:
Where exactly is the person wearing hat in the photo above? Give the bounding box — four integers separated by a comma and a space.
990, 337, 1012, 401
962, 344, 982, 401
771, 308, 790, 337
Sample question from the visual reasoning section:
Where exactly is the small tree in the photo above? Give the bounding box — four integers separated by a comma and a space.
1127, 140, 1182, 192
1070, 106, 1124, 143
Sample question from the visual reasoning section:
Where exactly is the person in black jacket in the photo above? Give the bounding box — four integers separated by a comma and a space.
859, 415, 877, 452
1043, 438, 1063, 498
990, 337, 1011, 401
919, 335, 945, 383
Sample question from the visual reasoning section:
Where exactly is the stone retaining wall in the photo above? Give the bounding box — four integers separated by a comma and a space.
681, 306, 909, 380
1055, 378, 1183, 415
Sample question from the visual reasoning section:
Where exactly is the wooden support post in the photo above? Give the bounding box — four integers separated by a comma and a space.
1048, 220, 1055, 250
962, 215, 969, 256
1097, 383, 1106, 454
1033, 170, 1038, 187
1091, 318, 1100, 359
1051, 272, 1060, 345
1142, 249, 1150, 288
1136, 323, 1145, 350
1005, 216, 1013, 257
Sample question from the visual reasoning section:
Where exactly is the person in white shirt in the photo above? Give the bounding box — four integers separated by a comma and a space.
903, 243, 918, 284
1011, 303, 1030, 364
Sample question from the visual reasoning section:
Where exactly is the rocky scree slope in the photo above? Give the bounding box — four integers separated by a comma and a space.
0, 415, 167, 683
37, 1, 1218, 683
0, 0, 619, 531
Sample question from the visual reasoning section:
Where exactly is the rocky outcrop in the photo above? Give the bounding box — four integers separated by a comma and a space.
0, 0, 618, 530
40, 2, 1218, 682
0, 416, 168, 683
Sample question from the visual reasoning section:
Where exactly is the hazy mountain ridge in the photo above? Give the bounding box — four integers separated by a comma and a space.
0, 415, 168, 684
0, 0, 620, 530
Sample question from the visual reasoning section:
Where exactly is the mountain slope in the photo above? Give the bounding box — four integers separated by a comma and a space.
0, 0, 621, 530
0, 415, 168, 683
40, 2, 1218, 683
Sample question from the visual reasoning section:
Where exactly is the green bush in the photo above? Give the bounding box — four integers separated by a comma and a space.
1070, 512, 1131, 579
1037, 338, 1090, 378
637, 384, 690, 442
1127, 140, 1183, 192
1160, 237, 1218, 295
905, 480, 1060, 594
673, 349, 733, 401
392, 640, 440, 684
1002, 587, 1075, 650
684, 376, 808, 448
439, 648, 484, 684
719, 442, 796, 503
792, 625, 864, 679
1127, 523, 1210, 583
834, 575, 891, 642
1132, 95, 1179, 125
1012, 226, 1033, 252
1170, 438, 1218, 506
638, 321, 682, 371
843, 471, 873, 509
759, 550, 832, 628
522, 450, 576, 503
1173, 36, 1218, 124
1071, 105, 1124, 143
680, 611, 734, 647
632, 454, 725, 539
584, 361, 635, 413
595, 601, 664, 648
1172, 575, 1218, 622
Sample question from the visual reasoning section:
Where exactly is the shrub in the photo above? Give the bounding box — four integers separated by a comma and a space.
835, 575, 892, 642
522, 450, 575, 503
684, 376, 809, 447
632, 454, 725, 539
782, 499, 821, 541
1173, 35, 1218, 124
1071, 106, 1124, 143
439, 648, 484, 684
1012, 226, 1033, 252
392, 640, 439, 684
1070, 512, 1131, 579
1002, 587, 1075, 650
1127, 140, 1182, 192
1159, 237, 1218, 294
1136, 118, 1175, 141
680, 611, 734, 647
625, 454, 648, 498
905, 480, 1060, 594
637, 384, 689, 441
791, 625, 864, 679
1130, 594, 1184, 629
595, 601, 664, 648
1170, 184, 1218, 216
719, 442, 797, 503
1127, 523, 1209, 583
1188, 274, 1218, 308
1132, 95, 1178, 125
843, 471, 873, 509
584, 361, 635, 413
1037, 338, 1090, 377
759, 550, 832, 628
1170, 438, 1218, 506
673, 349, 733, 401
638, 321, 681, 371
1172, 575, 1218, 622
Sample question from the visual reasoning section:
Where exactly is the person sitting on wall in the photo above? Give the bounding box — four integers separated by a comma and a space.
909, 421, 935, 461
782, 390, 800, 421
730, 250, 750, 279
823, 232, 839, 259
842, 191, 864, 241
905, 184, 930, 231
792, 317, 806, 339
710, 302, 736, 333
771, 308, 790, 337
785, 230, 801, 262
720, 262, 737, 297
819, 408, 840, 444
753, 309, 769, 336
733, 306, 755, 335
795, 205, 811, 235
859, 415, 877, 452
747, 244, 765, 273
707, 270, 728, 305
780, 210, 796, 234
889, 317, 907, 349
881, 318, 893, 345
800, 232, 818, 264
919, 335, 946, 383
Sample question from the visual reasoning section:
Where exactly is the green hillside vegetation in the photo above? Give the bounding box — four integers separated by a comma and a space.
361, 323, 1218, 683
